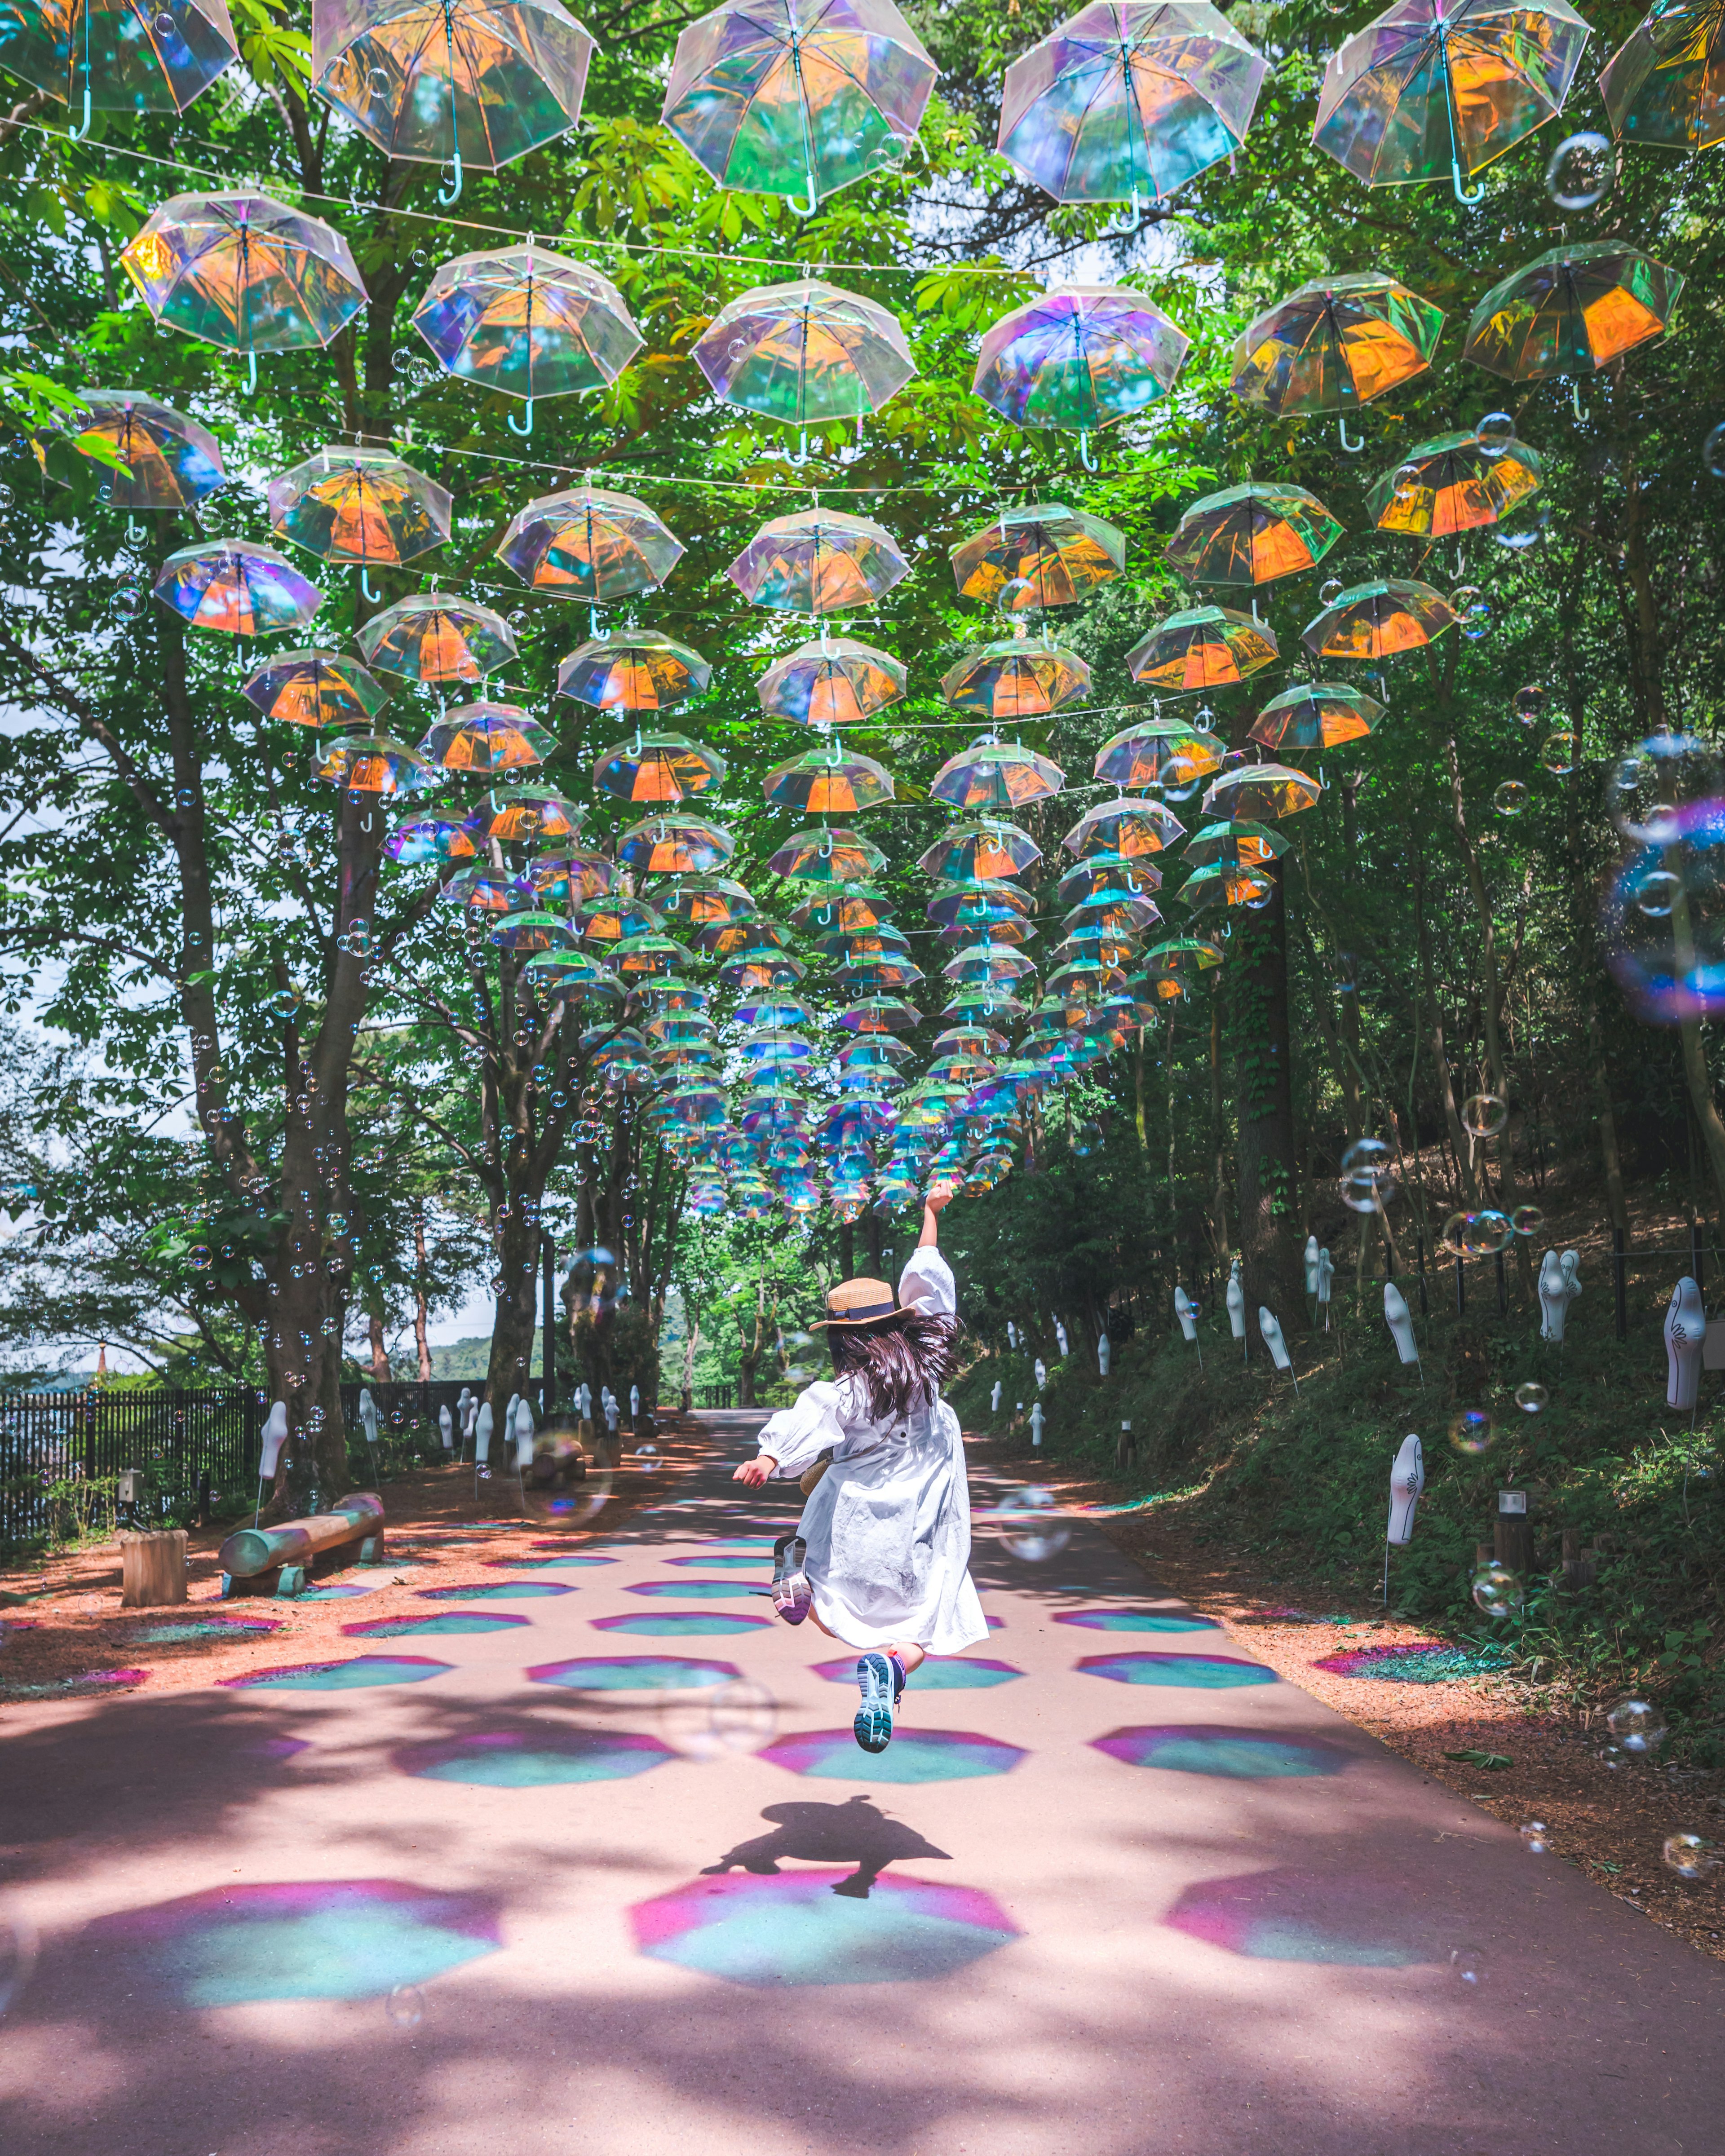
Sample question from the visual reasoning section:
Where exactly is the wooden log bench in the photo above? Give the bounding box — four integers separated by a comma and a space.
218, 1492, 385, 1599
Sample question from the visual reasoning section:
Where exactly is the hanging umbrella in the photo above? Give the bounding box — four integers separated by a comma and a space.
1127, 605, 1277, 691
702, 918, 796, 957
579, 896, 664, 945
935, 910, 1035, 948
1462, 242, 1684, 384
1062, 795, 1185, 857
1092, 715, 1225, 786
1601, 0, 1725, 151
972, 284, 1189, 462
757, 634, 906, 725
657, 875, 756, 928
1367, 428, 1543, 537
555, 633, 712, 712
152, 539, 321, 634
940, 636, 1091, 716
792, 883, 895, 931
836, 996, 920, 1034
927, 879, 1035, 931
693, 278, 916, 449
1202, 762, 1322, 820
1181, 817, 1289, 868
1164, 482, 1341, 587
268, 445, 451, 569
1248, 683, 1384, 751
1302, 577, 1456, 658
385, 809, 480, 866
1064, 891, 1161, 934
917, 819, 1043, 882
814, 922, 911, 959
727, 507, 909, 614
613, 932, 693, 977
4, 0, 238, 129
443, 865, 525, 912
419, 700, 556, 772
1053, 925, 1140, 968
661, 0, 937, 210
619, 814, 736, 874
121, 192, 366, 385
1312, 0, 1592, 203
242, 647, 390, 728
943, 943, 1038, 985
72, 390, 224, 509
764, 744, 895, 813
358, 593, 517, 680
496, 483, 682, 596
766, 826, 888, 882
1230, 273, 1444, 448
491, 910, 578, 954
949, 501, 1125, 610
999, 1, 1269, 215
476, 785, 587, 844
734, 994, 815, 1029
1173, 859, 1274, 910
834, 954, 923, 992
1060, 851, 1163, 905
412, 244, 641, 421
316, 732, 438, 797
516, 848, 615, 905
591, 730, 725, 801
313, 0, 596, 195
931, 739, 1065, 812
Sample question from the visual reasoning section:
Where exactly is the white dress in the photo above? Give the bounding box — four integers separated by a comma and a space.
755, 1247, 988, 1657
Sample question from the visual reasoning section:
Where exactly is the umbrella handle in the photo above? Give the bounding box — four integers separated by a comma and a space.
1570, 380, 1587, 423
1337, 415, 1365, 454
588, 604, 609, 642
1077, 429, 1098, 472
783, 427, 811, 468
70, 80, 92, 141
1104, 189, 1142, 237
439, 147, 464, 206
1450, 157, 1484, 206
507, 398, 534, 437
360, 566, 381, 604
787, 170, 818, 218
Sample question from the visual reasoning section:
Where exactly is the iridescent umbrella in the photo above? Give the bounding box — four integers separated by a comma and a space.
555, 633, 711, 712
1062, 795, 1185, 857
1059, 851, 1163, 903
442, 865, 521, 913
764, 743, 895, 813
999, 2, 1269, 218
693, 278, 915, 455
1248, 683, 1383, 751
734, 994, 816, 1029
580, 896, 664, 945
491, 910, 577, 954
1601, 0, 1725, 151
153, 539, 321, 634
73, 390, 224, 509
1312, 0, 1592, 203
527, 950, 619, 998
1367, 429, 1543, 537
1127, 605, 1277, 691
313, 0, 596, 199
720, 948, 808, 991
1064, 891, 1161, 934
834, 954, 922, 991
837, 996, 920, 1034
121, 191, 366, 388
1230, 273, 1445, 449
613, 932, 693, 977
813, 922, 911, 959
593, 730, 726, 802
1202, 762, 1322, 821
1302, 577, 1456, 659
930, 739, 1065, 812
619, 814, 736, 874
1053, 926, 1139, 968
944, 943, 1038, 985
476, 785, 587, 844
419, 699, 555, 772
766, 825, 887, 882
1048, 958, 1128, 1003
5, 0, 237, 132
940, 636, 1091, 716
358, 593, 517, 681
268, 446, 451, 586
950, 501, 1124, 610
496, 483, 682, 599
661, 0, 937, 211
412, 243, 640, 427
973, 284, 1189, 464
516, 848, 614, 904
927, 880, 1035, 932
1462, 243, 1684, 396
1092, 715, 1225, 786
702, 918, 796, 957
757, 633, 906, 725
316, 732, 438, 797
1181, 818, 1288, 868
385, 809, 479, 866
657, 875, 756, 928
792, 883, 895, 931
917, 820, 1042, 882
1174, 859, 1274, 910
241, 647, 389, 727
727, 507, 909, 614
1164, 482, 1340, 587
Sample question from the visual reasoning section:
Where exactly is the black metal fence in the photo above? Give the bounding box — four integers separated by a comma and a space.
0, 1387, 257, 1548
696, 1384, 737, 1409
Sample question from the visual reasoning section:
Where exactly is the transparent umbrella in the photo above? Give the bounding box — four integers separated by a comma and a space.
357, 593, 517, 681
1230, 271, 1444, 451
72, 390, 224, 510
1601, 0, 1725, 151
757, 633, 905, 724
950, 500, 1125, 610
268, 445, 451, 598
242, 647, 390, 726
495, 482, 682, 602
973, 283, 1189, 468
153, 539, 321, 635
728, 506, 908, 614
3, 0, 237, 137
693, 276, 915, 457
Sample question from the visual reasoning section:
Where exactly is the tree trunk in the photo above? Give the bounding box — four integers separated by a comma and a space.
1208, 973, 1230, 1264
413, 1212, 433, 1383
486, 1202, 541, 1406
368, 1311, 390, 1383
1232, 864, 1306, 1343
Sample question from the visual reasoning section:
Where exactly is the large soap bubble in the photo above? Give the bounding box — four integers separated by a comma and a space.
1603, 806, 1725, 1023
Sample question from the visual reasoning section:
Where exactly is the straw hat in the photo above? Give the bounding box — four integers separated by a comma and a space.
813, 1276, 900, 1328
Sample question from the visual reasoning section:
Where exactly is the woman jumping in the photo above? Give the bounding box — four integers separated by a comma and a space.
733, 1192, 986, 1754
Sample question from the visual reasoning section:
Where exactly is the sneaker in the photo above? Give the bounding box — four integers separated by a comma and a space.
770, 1534, 811, 1625
854, 1652, 895, 1754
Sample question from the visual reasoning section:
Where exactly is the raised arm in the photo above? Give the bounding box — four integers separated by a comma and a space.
900, 1192, 956, 1318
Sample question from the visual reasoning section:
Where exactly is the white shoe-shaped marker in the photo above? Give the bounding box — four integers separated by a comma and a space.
260, 1401, 289, 1480
1226, 1272, 1246, 1341
1304, 1235, 1320, 1294
1174, 1286, 1198, 1342
1315, 1247, 1334, 1306
515, 1397, 536, 1469
475, 1403, 493, 1465
439, 1405, 453, 1451
1665, 1275, 1705, 1409
1383, 1282, 1420, 1365
1258, 1307, 1292, 1371
1387, 1434, 1424, 1544
1537, 1249, 1582, 1341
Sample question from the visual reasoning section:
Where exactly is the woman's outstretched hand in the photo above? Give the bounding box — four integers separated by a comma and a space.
733, 1456, 774, 1486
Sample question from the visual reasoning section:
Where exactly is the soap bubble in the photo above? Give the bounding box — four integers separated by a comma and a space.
1450, 1944, 1486, 1988
1519, 1820, 1551, 1855
1605, 733, 1725, 848
1493, 780, 1529, 817
188, 1243, 212, 1270
635, 1441, 659, 1459
1663, 1833, 1721, 1880
1706, 422, 1725, 481
1453, 585, 1492, 639
1546, 130, 1614, 212
1494, 508, 1548, 551
385, 1985, 425, 2028
1605, 1695, 1667, 1754
1471, 1561, 1522, 1618
1602, 816, 1725, 1022
655, 1677, 777, 1761
1461, 1092, 1508, 1139
1514, 1381, 1548, 1414
996, 1484, 1071, 1562
1540, 729, 1578, 776
1476, 411, 1517, 453
1513, 684, 1547, 727
1632, 867, 1682, 919
1339, 1135, 1397, 1213
1599, 1741, 1627, 1769
1448, 1408, 1495, 1456
1509, 1205, 1543, 1236
1443, 1210, 1513, 1257
115, 582, 143, 618
1319, 577, 1344, 607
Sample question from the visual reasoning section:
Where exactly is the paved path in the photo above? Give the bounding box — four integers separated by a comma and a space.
1, 1410, 1719, 2156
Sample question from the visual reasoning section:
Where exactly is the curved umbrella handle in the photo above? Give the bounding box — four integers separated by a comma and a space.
783, 427, 811, 469
243, 349, 258, 395
1077, 429, 1098, 472
360, 566, 381, 604
1450, 157, 1484, 206
1104, 188, 1142, 237
1337, 414, 1365, 454
787, 169, 818, 218
1570, 379, 1587, 423
507, 398, 534, 437
70, 80, 92, 142
588, 604, 609, 643
438, 147, 464, 206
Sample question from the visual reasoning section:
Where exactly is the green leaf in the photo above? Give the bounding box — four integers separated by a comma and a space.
1443, 1749, 1512, 1771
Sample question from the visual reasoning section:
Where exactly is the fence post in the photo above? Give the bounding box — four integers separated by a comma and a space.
541, 1229, 557, 1414
1613, 1227, 1627, 1339
1454, 1256, 1465, 1317
1415, 1232, 1429, 1317
1691, 1217, 1704, 1293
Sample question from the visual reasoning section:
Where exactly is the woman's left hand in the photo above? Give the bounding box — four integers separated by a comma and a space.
732, 1456, 774, 1486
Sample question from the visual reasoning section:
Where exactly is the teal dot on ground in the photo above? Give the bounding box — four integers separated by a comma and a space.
129, 1616, 279, 1644
526, 1655, 743, 1691
628, 1579, 762, 1599
1056, 1608, 1219, 1632
1093, 1724, 1349, 1777
760, 1728, 1027, 1785
219, 1656, 452, 1691
591, 1612, 771, 1638
400, 1729, 676, 1786
343, 1613, 529, 1639
490, 1555, 616, 1571
1077, 1652, 1277, 1690
811, 1656, 1023, 1690
297, 1582, 379, 1601
664, 1555, 766, 1570
418, 1581, 575, 1601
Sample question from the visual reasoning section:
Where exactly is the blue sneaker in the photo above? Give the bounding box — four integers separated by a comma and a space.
854, 1652, 895, 1753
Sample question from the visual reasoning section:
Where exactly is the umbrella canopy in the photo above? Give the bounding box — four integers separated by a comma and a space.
579, 896, 664, 944
491, 909, 578, 953
593, 729, 726, 801
4, 0, 237, 119
121, 191, 365, 362
442, 864, 522, 912
931, 740, 1065, 812
1312, 0, 1592, 196
764, 744, 895, 813
495, 483, 682, 596
1164, 481, 1341, 587
242, 647, 389, 727
316, 731, 438, 796
1248, 682, 1384, 751
927, 880, 1035, 931
1463, 242, 1684, 380
999, 1, 1269, 206
727, 507, 909, 614
917, 819, 1043, 882
734, 994, 816, 1029
661, 0, 937, 206
555, 634, 712, 711
1302, 576, 1456, 659
944, 943, 1038, 985
813, 922, 911, 959
312, 0, 596, 175
834, 954, 923, 991
656, 875, 755, 927
702, 918, 796, 957
757, 634, 906, 725
1175, 860, 1274, 910
973, 283, 1189, 436
419, 699, 556, 772
940, 636, 1091, 716
1062, 795, 1185, 857
693, 277, 915, 425
1601, 0, 1725, 151
475, 785, 586, 843
516, 848, 615, 904
268, 445, 451, 565
950, 501, 1125, 610
1367, 428, 1543, 536
1181, 817, 1289, 868
792, 883, 895, 931
1202, 761, 1322, 820
1059, 851, 1163, 903
1127, 605, 1278, 691
153, 539, 321, 634
385, 809, 480, 866
618, 814, 736, 874
1092, 714, 1226, 788
836, 996, 920, 1034
613, 932, 693, 976
358, 593, 517, 680
766, 826, 888, 882
1064, 891, 1161, 934
412, 244, 641, 406
73, 390, 224, 509
1230, 271, 1444, 418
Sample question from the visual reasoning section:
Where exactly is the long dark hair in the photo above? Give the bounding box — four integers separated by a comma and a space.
827, 1308, 963, 1424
